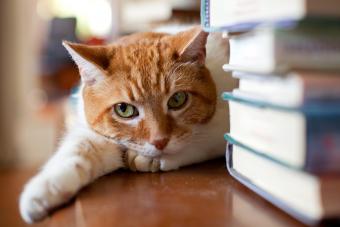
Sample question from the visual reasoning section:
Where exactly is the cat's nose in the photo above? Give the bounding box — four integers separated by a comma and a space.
151, 138, 169, 150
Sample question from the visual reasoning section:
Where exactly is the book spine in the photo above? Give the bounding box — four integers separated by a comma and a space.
200, 0, 210, 31
227, 29, 340, 73
306, 113, 340, 173
276, 30, 340, 72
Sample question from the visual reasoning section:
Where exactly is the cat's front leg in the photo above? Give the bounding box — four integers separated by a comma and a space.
124, 149, 160, 172
19, 129, 124, 223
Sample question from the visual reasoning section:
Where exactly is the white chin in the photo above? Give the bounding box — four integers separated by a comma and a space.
133, 143, 185, 157
138, 149, 162, 157
137, 143, 162, 157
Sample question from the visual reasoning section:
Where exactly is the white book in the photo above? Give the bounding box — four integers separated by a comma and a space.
227, 143, 340, 225
229, 99, 306, 168
225, 27, 340, 74
202, 0, 340, 32
224, 92, 340, 173
233, 70, 340, 107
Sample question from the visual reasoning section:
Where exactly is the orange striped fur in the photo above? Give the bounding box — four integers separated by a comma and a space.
67, 27, 217, 155
20, 26, 236, 223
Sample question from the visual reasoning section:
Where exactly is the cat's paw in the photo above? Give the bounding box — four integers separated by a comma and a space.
20, 170, 78, 223
124, 149, 160, 172
20, 176, 65, 223
20, 176, 53, 223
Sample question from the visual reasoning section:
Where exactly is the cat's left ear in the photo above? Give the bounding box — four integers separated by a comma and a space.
171, 26, 209, 65
63, 41, 111, 85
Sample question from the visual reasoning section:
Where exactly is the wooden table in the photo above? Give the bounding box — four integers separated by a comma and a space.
0, 158, 310, 227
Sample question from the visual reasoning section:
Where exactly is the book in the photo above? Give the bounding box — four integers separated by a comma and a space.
233, 70, 340, 107
223, 26, 340, 74
223, 92, 340, 173
201, 0, 340, 32
226, 143, 340, 225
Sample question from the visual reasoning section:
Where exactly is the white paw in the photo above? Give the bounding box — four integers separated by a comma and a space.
20, 176, 53, 223
20, 167, 80, 223
20, 184, 48, 223
124, 149, 160, 172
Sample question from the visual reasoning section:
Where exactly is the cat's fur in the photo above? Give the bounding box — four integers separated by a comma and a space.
19, 26, 237, 223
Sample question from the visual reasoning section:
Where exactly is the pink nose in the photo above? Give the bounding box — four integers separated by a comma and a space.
151, 138, 169, 150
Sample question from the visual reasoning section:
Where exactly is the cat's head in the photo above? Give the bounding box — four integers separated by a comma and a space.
63, 26, 217, 157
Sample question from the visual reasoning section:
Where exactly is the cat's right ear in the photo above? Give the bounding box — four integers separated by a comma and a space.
169, 26, 209, 65
63, 41, 111, 85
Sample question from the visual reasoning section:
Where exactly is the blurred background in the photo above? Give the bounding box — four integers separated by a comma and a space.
0, 0, 201, 169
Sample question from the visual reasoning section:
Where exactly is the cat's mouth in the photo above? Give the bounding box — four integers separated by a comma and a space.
97, 132, 162, 157
97, 131, 185, 157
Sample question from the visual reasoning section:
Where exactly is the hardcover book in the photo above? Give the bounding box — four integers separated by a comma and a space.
201, 0, 340, 32
226, 143, 340, 225
224, 26, 340, 74
232, 70, 340, 107
223, 92, 340, 173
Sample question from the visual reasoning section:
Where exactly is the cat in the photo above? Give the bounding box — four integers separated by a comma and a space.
19, 26, 237, 223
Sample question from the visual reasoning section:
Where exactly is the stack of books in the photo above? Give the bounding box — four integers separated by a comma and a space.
202, 0, 340, 225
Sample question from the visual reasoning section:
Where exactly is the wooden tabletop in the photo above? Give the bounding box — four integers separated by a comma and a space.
1, 158, 309, 227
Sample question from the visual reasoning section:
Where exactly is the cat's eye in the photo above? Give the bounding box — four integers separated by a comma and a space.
167, 91, 188, 110
114, 103, 139, 118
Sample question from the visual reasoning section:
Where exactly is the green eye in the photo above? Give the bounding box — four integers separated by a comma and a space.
168, 91, 188, 110
114, 103, 139, 118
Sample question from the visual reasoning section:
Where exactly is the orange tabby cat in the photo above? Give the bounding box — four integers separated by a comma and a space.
19, 26, 237, 223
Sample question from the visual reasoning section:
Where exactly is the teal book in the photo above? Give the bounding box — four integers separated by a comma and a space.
223, 92, 340, 174
226, 142, 340, 225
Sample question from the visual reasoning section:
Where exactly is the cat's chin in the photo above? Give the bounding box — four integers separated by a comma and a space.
125, 141, 186, 157
135, 145, 182, 157
134, 143, 162, 157
137, 150, 161, 157
137, 149, 181, 158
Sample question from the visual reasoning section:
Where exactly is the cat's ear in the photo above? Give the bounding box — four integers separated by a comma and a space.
171, 26, 209, 64
63, 41, 110, 85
